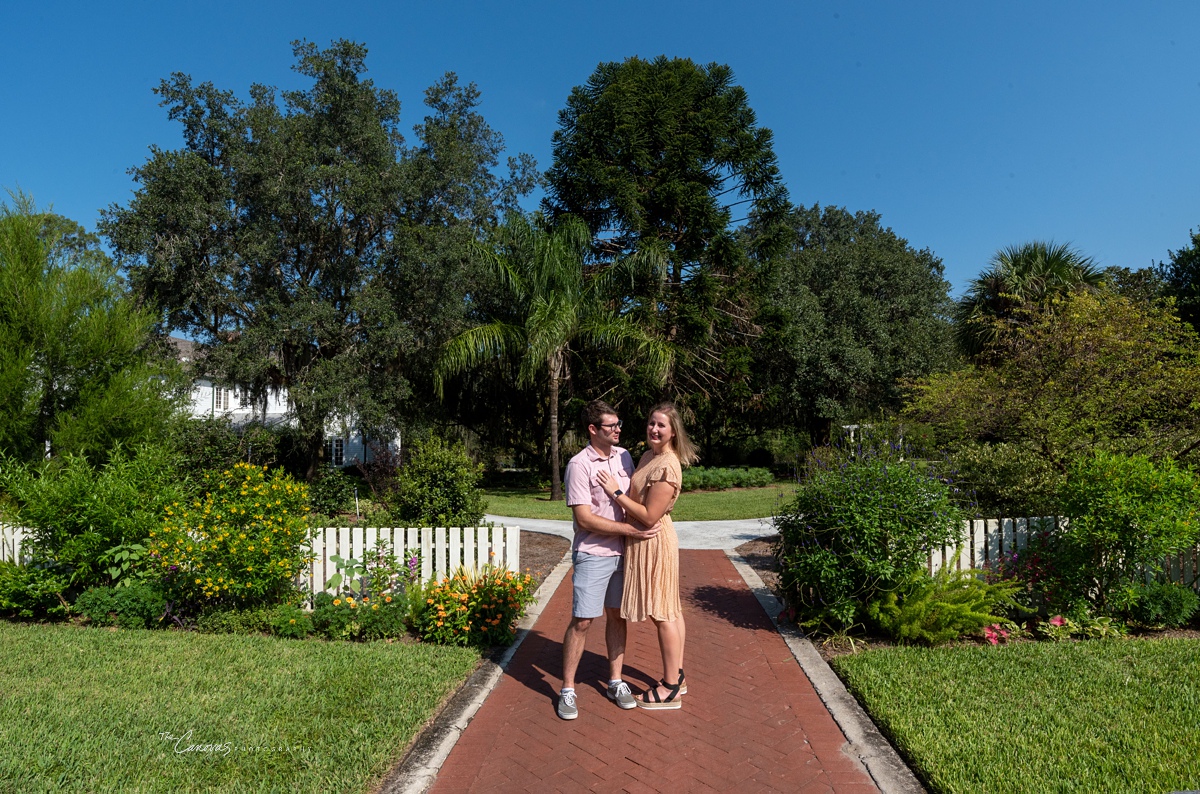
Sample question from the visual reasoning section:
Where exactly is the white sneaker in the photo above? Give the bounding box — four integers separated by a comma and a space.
557, 689, 578, 720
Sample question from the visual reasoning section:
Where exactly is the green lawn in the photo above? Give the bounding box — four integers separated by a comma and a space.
833, 639, 1200, 793
484, 483, 795, 521
0, 621, 479, 793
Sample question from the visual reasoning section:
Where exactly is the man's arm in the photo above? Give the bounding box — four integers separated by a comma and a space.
571, 505, 661, 539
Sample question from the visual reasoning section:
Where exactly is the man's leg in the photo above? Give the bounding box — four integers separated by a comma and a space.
603, 606, 626, 681
561, 616, 593, 691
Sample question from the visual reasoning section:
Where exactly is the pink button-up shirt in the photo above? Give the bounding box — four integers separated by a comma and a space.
564, 443, 634, 556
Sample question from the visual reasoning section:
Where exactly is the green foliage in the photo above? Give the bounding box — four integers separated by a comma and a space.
948, 442, 1064, 517
270, 603, 314, 639
954, 240, 1103, 356
545, 56, 788, 449
1127, 581, 1200, 629
1038, 611, 1127, 641
309, 467, 356, 515
755, 204, 954, 442
1158, 227, 1200, 332
907, 290, 1200, 468
194, 607, 274, 635
310, 591, 408, 641
1049, 452, 1200, 611
167, 416, 281, 482
102, 40, 535, 478
1, 445, 187, 588
0, 561, 68, 620
394, 437, 487, 526
413, 565, 538, 647
0, 193, 180, 465
867, 570, 1024, 646
775, 450, 965, 632
150, 462, 311, 610
72, 582, 167, 629
680, 466, 773, 491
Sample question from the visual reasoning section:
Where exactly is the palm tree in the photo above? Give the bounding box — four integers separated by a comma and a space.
954, 241, 1103, 356
435, 213, 672, 501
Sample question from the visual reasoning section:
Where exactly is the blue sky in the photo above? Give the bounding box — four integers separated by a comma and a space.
4, 1, 1199, 294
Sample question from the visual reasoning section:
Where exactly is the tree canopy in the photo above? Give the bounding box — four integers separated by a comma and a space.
544, 56, 788, 420
0, 194, 178, 464
754, 204, 955, 444
101, 40, 535, 477
907, 289, 1200, 468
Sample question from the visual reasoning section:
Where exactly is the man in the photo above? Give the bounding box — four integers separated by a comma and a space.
558, 399, 660, 720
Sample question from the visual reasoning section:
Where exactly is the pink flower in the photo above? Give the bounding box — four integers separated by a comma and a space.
1049, 615, 1065, 627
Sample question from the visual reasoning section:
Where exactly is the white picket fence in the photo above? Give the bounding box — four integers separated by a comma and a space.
1, 523, 27, 564
0, 523, 522, 592
929, 516, 1200, 586
306, 525, 521, 594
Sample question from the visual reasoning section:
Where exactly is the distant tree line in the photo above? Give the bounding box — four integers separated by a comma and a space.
9, 39, 1200, 486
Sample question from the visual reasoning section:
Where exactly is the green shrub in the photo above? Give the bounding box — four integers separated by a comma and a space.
867, 569, 1024, 646
394, 437, 486, 526
150, 462, 311, 611
681, 467, 774, 491
309, 467, 356, 515
73, 582, 167, 629
168, 416, 282, 482
195, 607, 274, 635
1049, 452, 1200, 612
1127, 582, 1199, 628
949, 441, 1064, 517
0, 561, 69, 620
0, 444, 187, 588
776, 450, 965, 633
270, 603, 314, 639
414, 565, 538, 647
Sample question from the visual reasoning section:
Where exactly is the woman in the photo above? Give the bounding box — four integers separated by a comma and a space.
597, 402, 698, 710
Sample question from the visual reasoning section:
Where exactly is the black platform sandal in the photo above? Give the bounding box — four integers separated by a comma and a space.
637, 678, 682, 710
678, 668, 687, 695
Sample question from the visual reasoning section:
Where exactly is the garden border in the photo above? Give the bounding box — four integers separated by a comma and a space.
725, 550, 926, 794
377, 548, 574, 794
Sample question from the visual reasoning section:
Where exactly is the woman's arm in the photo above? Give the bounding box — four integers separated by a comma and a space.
596, 469, 675, 527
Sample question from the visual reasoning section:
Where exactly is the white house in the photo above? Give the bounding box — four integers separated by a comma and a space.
172, 337, 391, 468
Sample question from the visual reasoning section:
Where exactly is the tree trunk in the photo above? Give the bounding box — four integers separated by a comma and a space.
548, 349, 564, 502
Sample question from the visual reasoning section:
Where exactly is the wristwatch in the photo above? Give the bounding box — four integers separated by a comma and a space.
613, 489, 624, 497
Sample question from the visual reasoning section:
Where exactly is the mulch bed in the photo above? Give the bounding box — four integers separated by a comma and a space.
518, 530, 570, 590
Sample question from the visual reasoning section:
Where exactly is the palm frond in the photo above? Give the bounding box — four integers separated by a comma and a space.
433, 322, 526, 398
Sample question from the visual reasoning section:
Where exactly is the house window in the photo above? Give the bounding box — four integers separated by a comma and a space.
214, 387, 232, 412
326, 438, 344, 467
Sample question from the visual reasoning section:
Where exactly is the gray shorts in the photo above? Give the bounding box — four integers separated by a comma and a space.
571, 551, 624, 619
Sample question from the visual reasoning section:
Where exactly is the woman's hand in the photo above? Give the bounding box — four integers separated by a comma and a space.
596, 469, 621, 497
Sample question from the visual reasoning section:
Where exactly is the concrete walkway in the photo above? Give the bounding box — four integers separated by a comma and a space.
486, 515, 775, 550
426, 549, 878, 793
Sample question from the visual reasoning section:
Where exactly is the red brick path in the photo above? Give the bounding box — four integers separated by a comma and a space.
428, 550, 878, 793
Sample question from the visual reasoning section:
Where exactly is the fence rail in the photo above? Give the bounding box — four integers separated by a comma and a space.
0, 524, 522, 592
929, 516, 1200, 586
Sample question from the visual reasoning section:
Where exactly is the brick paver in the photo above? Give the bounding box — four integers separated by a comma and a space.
429, 550, 878, 793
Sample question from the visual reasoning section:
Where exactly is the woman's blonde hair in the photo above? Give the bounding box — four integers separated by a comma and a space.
649, 402, 699, 467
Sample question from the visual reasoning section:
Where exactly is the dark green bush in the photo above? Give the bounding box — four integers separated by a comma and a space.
681, 467, 774, 491
1049, 452, 1200, 613
168, 416, 282, 483
309, 467, 356, 515
868, 570, 1024, 645
195, 607, 274, 635
73, 582, 167, 629
1127, 582, 1199, 628
776, 449, 965, 632
0, 561, 69, 620
949, 442, 1064, 517
270, 603, 314, 639
394, 437, 486, 526
0, 444, 186, 588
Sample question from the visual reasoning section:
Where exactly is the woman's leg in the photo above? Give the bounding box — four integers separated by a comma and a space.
644, 617, 684, 701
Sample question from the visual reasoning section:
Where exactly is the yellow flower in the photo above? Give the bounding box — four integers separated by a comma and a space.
333, 599, 342, 606
371, 604, 379, 611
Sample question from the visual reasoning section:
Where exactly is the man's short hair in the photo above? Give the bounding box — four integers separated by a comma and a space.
581, 399, 617, 433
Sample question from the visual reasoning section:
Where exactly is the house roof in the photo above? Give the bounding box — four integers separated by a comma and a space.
168, 336, 203, 364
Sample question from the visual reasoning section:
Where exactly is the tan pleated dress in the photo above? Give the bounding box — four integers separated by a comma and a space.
621, 450, 683, 622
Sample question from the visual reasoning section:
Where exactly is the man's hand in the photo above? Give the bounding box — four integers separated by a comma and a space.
627, 520, 662, 539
